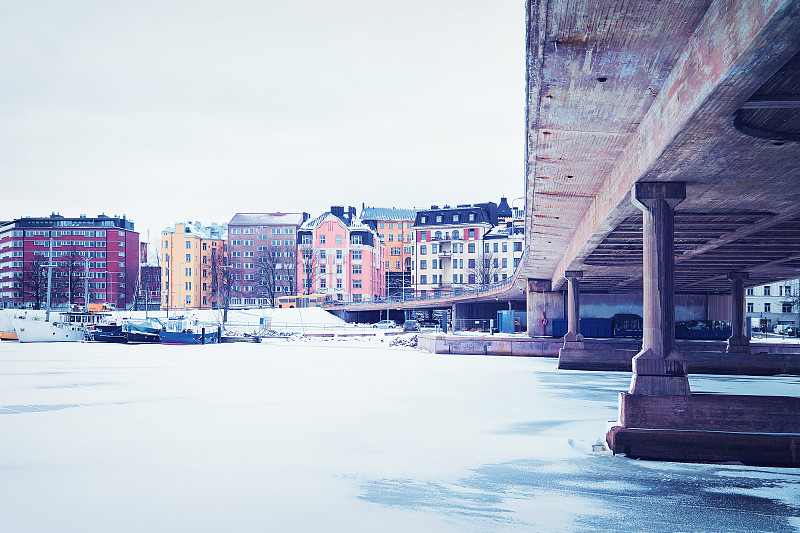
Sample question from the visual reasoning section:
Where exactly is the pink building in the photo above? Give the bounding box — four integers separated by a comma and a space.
297, 206, 385, 303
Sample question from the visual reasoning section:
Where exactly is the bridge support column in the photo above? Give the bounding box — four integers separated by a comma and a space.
526, 279, 552, 337
629, 182, 690, 396
564, 271, 584, 346
727, 272, 750, 354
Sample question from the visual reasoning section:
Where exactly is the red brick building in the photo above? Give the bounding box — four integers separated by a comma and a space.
0, 214, 139, 309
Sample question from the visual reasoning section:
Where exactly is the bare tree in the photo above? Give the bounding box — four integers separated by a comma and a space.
56, 248, 87, 306
255, 249, 279, 307
22, 258, 49, 310
468, 249, 502, 287
209, 247, 234, 323
299, 244, 317, 295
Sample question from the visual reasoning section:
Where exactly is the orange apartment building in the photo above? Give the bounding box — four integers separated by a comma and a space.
161, 221, 227, 310
359, 206, 417, 299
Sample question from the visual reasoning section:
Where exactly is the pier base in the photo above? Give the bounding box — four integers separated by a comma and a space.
607, 393, 800, 467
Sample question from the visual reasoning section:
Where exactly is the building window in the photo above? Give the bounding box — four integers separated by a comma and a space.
502, 242, 508, 252
747, 303, 754, 313
336, 250, 343, 260
420, 245, 427, 255
185, 254, 191, 262
336, 235, 342, 245
783, 304, 793, 313
764, 303, 771, 313
352, 279, 362, 289
514, 242, 522, 252
353, 235, 362, 245
320, 235, 326, 244
435, 215, 442, 223
186, 241, 191, 249
468, 213, 475, 222
468, 243, 476, 253
352, 250, 362, 260
420, 275, 427, 284
764, 286, 771, 296
420, 260, 427, 269
420, 216, 427, 224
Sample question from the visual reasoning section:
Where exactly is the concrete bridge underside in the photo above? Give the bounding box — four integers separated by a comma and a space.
522, 0, 800, 466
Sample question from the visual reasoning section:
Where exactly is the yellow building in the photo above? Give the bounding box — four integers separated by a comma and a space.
161, 222, 227, 310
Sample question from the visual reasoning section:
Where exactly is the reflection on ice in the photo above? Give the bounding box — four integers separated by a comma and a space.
361, 457, 800, 532
0, 404, 80, 414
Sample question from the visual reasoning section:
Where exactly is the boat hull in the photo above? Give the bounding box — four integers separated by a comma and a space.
12, 319, 85, 343
159, 330, 219, 345
126, 331, 161, 343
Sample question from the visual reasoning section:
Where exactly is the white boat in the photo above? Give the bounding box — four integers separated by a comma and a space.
12, 309, 109, 343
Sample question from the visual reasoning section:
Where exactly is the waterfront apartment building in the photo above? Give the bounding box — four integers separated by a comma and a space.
227, 212, 309, 307
746, 278, 799, 332
0, 214, 139, 310
359, 206, 417, 299
297, 206, 386, 303
161, 222, 226, 310
412, 204, 495, 297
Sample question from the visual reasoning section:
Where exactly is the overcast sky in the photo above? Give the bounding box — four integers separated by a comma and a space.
1, 1, 525, 245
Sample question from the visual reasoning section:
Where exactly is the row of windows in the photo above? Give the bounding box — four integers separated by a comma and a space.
419, 213, 477, 224
748, 302, 795, 313
746, 285, 793, 296
378, 222, 413, 229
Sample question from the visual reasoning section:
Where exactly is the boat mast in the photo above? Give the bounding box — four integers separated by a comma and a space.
85, 257, 90, 308
45, 238, 53, 322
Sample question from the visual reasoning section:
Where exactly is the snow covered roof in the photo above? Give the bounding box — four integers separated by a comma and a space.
359, 206, 418, 222
300, 207, 375, 233
229, 212, 307, 226
163, 221, 227, 240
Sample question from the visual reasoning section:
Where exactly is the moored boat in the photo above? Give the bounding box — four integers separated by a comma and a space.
124, 317, 164, 344
86, 323, 127, 343
159, 316, 219, 345
12, 309, 109, 343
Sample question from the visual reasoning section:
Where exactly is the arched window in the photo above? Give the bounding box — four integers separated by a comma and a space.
434, 231, 442, 239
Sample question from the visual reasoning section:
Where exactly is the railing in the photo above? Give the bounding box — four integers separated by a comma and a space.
323, 276, 517, 308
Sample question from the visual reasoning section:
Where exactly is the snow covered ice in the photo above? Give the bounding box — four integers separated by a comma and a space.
1, 329, 799, 532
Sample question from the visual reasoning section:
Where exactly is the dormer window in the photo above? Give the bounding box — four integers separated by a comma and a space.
420, 216, 427, 224
453, 214, 460, 222
435, 215, 443, 223
468, 213, 475, 222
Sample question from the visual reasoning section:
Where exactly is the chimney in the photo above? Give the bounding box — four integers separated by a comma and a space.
331, 206, 344, 219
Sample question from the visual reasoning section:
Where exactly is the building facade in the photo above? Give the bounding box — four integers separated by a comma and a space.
412, 204, 494, 297
227, 212, 309, 307
0, 214, 139, 309
359, 206, 417, 299
297, 206, 386, 303
746, 278, 800, 332
161, 222, 226, 310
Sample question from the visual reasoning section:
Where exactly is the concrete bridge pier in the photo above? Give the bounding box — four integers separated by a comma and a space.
727, 272, 750, 354
608, 183, 800, 466
526, 279, 560, 337
628, 182, 690, 396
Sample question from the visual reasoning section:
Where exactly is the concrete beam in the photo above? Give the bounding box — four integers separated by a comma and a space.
545, 0, 800, 289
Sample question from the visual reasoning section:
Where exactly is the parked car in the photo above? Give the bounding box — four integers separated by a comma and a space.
402, 320, 420, 332
373, 320, 397, 329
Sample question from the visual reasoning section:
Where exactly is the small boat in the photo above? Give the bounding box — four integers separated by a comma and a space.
12, 309, 109, 343
159, 316, 219, 345
124, 318, 164, 344
0, 330, 18, 341
86, 323, 127, 343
